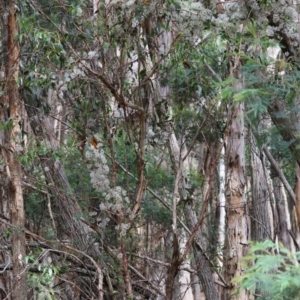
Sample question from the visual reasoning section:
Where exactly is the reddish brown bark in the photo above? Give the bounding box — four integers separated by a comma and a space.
1, 1, 27, 298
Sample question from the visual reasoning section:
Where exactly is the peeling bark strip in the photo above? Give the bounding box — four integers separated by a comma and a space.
1, 1, 27, 298
223, 71, 249, 300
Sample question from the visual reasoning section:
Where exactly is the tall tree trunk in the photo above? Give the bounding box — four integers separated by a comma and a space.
152, 10, 220, 298
184, 203, 221, 300
249, 128, 272, 241
23, 86, 105, 300
0, 177, 13, 299
273, 178, 294, 250
173, 230, 194, 300
295, 164, 300, 244
218, 146, 226, 268
27, 109, 95, 252
190, 257, 202, 300
292, 97, 300, 245
168, 132, 220, 300
0, 1, 27, 298
223, 69, 248, 299
268, 99, 300, 246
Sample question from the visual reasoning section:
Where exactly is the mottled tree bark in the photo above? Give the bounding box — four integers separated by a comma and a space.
223, 74, 248, 299
0, 1, 27, 298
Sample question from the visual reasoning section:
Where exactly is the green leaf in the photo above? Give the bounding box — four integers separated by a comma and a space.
235, 241, 300, 299
233, 89, 261, 103
139, 69, 147, 80
220, 86, 234, 101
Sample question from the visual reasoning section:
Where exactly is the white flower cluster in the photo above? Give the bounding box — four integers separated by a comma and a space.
146, 126, 170, 146
86, 146, 110, 191
97, 217, 110, 228
225, 2, 248, 21
116, 223, 130, 237
64, 52, 103, 83
209, 0, 299, 50
189, 2, 212, 22
262, 1, 299, 47
14, 144, 24, 153
246, 0, 260, 12
282, 27, 300, 46
70, 65, 85, 78
284, 6, 298, 21
86, 145, 131, 235
57, 79, 68, 99
267, 25, 276, 37
214, 13, 229, 27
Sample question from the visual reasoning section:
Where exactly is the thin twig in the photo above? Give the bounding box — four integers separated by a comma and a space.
47, 192, 57, 237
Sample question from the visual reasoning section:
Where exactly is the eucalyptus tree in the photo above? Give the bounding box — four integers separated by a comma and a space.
0, 1, 27, 298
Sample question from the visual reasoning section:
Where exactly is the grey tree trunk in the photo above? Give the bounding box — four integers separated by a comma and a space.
167, 130, 220, 300
295, 164, 300, 244
190, 258, 202, 300
184, 202, 220, 300
249, 129, 272, 241
26, 109, 96, 253
273, 178, 293, 250
268, 99, 300, 247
